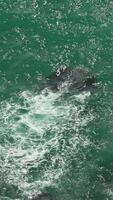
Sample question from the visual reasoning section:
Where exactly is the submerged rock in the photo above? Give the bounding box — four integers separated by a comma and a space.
44, 67, 97, 93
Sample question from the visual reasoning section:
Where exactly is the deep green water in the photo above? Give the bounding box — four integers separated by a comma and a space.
1, 1, 113, 200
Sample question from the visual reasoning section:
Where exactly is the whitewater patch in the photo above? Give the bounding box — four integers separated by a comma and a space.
0, 88, 93, 198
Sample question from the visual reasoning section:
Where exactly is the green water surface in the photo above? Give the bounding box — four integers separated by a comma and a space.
0, 1, 113, 200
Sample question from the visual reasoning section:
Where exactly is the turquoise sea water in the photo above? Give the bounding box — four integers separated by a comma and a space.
1, 1, 113, 200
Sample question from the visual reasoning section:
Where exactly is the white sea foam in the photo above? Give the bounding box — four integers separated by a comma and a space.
0, 88, 93, 197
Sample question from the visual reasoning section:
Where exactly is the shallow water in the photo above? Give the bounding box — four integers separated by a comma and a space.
1, 1, 113, 200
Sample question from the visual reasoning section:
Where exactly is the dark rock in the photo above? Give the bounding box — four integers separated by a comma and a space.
45, 67, 97, 93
